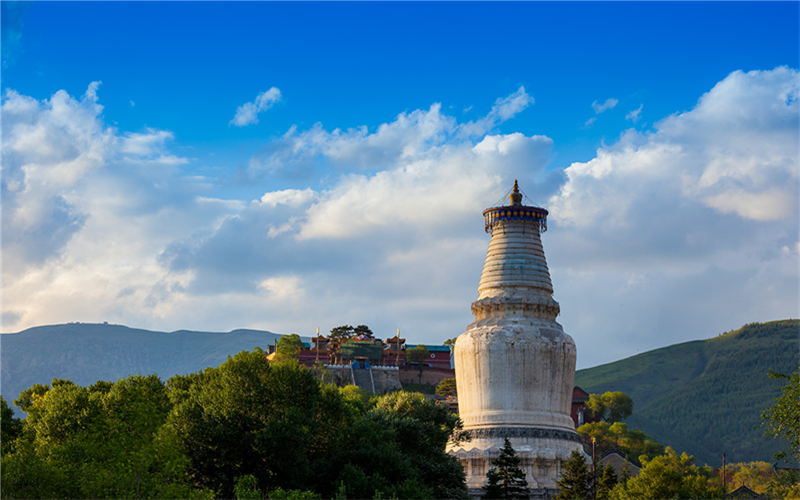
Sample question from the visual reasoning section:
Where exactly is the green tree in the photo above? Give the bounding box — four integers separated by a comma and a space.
587, 392, 633, 423
275, 333, 306, 361
556, 449, 590, 500
234, 474, 262, 500
759, 368, 800, 463
168, 348, 327, 497
330, 325, 355, 341
596, 463, 618, 499
352, 325, 374, 338
577, 421, 662, 462
481, 438, 529, 500
608, 447, 722, 500
725, 461, 774, 495
765, 468, 800, 499
436, 377, 457, 397
13, 382, 50, 412
0, 395, 23, 455
2, 375, 210, 499
406, 345, 430, 383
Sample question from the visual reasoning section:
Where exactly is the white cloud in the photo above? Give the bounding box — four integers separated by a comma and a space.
592, 98, 618, 114
583, 117, 596, 128
3, 71, 797, 371
548, 67, 798, 363
1, 83, 240, 332
230, 87, 282, 127
626, 104, 643, 122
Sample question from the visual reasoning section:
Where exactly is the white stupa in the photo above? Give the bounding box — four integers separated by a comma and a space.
448, 181, 584, 494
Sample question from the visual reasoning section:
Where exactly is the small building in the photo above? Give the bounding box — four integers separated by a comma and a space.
571, 386, 590, 428
599, 449, 641, 480
726, 486, 764, 499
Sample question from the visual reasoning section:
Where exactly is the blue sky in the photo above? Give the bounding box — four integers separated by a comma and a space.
2, 1, 798, 369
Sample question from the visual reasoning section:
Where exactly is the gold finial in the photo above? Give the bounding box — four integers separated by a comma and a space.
509, 180, 523, 206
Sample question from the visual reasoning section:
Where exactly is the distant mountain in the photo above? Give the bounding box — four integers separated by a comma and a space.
1, 323, 299, 413
575, 320, 799, 468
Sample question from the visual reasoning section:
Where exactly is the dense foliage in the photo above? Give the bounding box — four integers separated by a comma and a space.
1, 349, 469, 499
2, 375, 212, 499
586, 392, 633, 423
436, 377, 457, 397
328, 325, 374, 340
575, 319, 799, 465
608, 447, 722, 500
759, 368, 800, 463
576, 421, 663, 463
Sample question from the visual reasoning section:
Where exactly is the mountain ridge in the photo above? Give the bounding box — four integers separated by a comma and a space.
575, 319, 799, 467
1, 322, 299, 413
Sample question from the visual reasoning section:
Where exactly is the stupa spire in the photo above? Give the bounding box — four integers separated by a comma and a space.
509, 179, 523, 206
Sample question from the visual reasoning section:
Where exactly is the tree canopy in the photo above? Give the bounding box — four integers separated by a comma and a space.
577, 421, 663, 463
759, 368, 800, 463
608, 447, 722, 500
329, 325, 374, 341
436, 377, 457, 397
2, 348, 468, 499
275, 333, 305, 361
587, 391, 633, 423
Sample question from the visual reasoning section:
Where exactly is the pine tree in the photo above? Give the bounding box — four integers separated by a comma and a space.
481, 438, 530, 499
556, 449, 590, 500
596, 463, 618, 499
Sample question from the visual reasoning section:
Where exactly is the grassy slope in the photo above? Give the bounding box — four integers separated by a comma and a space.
0, 323, 295, 412
575, 320, 799, 467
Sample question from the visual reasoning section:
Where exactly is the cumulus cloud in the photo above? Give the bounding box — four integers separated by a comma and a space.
3, 71, 797, 371
230, 87, 282, 127
548, 67, 798, 362
1, 83, 241, 331
246, 86, 535, 180
592, 98, 618, 114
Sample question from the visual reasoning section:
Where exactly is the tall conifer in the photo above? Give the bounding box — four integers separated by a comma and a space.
481, 438, 529, 499
556, 449, 590, 500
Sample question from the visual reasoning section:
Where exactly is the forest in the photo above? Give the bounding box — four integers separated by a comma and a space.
1, 349, 469, 499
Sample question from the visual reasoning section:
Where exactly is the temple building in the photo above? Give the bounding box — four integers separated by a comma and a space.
447, 181, 586, 495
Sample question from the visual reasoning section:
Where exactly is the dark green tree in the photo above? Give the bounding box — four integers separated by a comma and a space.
405, 344, 430, 383
330, 325, 355, 341
759, 368, 800, 463
556, 449, 590, 500
481, 438, 529, 499
596, 463, 618, 499
0, 395, 22, 455
352, 325, 374, 338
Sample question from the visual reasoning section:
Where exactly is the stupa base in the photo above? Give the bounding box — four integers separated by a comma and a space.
448, 429, 587, 490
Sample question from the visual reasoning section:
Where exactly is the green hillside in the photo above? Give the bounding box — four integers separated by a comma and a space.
0, 323, 299, 413
575, 320, 799, 467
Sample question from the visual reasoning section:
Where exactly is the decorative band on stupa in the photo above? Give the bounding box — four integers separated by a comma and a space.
483, 182, 548, 233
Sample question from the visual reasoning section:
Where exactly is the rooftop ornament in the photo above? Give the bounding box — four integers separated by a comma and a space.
483, 180, 548, 234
